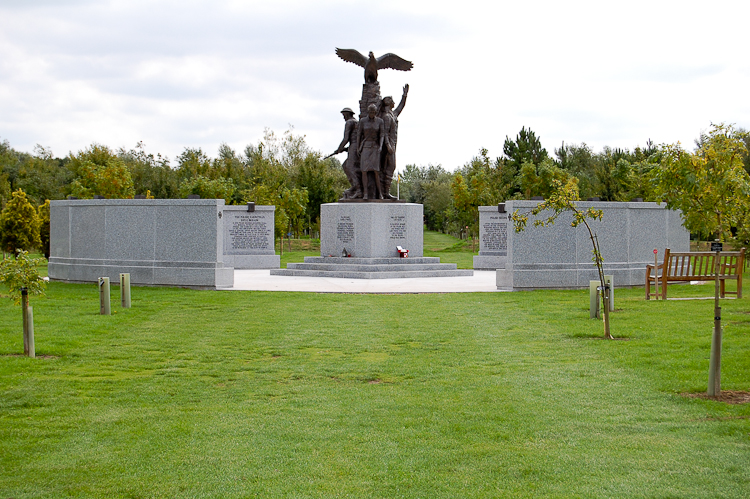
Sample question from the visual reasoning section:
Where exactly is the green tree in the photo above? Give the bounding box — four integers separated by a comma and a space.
0, 189, 41, 254
244, 184, 308, 253
37, 200, 50, 259
14, 145, 72, 204
555, 142, 597, 198
0, 250, 46, 305
503, 126, 549, 168
243, 128, 328, 236
399, 163, 454, 231
294, 153, 346, 229
450, 149, 504, 241
739, 128, 750, 176
0, 173, 10, 211
69, 144, 135, 199
501, 127, 550, 198
653, 123, 750, 242
176, 147, 213, 183
178, 175, 236, 202
120, 142, 178, 199
213, 143, 251, 204
591, 147, 632, 201
279, 187, 309, 241
516, 157, 573, 199
0, 249, 47, 356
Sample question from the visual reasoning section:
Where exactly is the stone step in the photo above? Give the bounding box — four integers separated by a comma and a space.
270, 268, 474, 279
285, 262, 459, 272
305, 256, 441, 265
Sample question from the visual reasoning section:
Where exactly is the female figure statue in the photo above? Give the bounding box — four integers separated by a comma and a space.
357, 103, 385, 200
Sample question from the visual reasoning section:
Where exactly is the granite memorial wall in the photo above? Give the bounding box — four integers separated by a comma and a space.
49, 199, 235, 289
494, 200, 690, 290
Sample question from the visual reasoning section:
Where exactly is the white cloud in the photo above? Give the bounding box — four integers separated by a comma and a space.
1, 0, 749, 169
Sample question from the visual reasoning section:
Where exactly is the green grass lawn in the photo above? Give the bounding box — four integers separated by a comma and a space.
1, 278, 749, 498
423, 230, 476, 269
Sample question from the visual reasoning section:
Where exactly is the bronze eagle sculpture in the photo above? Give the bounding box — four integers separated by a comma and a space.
335, 48, 413, 83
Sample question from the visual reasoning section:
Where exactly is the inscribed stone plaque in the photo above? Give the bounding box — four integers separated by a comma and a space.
222, 205, 279, 269
480, 213, 508, 256
229, 214, 270, 251
389, 215, 406, 240
337, 216, 355, 244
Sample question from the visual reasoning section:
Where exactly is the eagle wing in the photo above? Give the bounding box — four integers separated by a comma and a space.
335, 48, 368, 68
376, 53, 413, 72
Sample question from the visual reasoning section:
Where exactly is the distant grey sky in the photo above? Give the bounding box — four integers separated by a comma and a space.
1, 0, 748, 171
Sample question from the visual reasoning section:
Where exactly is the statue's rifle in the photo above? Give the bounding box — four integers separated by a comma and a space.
323, 148, 347, 160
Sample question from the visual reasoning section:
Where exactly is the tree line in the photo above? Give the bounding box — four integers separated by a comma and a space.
2, 122, 749, 257
0, 129, 348, 254
400, 124, 750, 245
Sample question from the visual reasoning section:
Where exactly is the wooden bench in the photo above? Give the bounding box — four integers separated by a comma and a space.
646, 248, 745, 300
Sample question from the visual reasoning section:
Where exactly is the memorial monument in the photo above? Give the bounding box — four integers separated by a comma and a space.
271, 48, 471, 278
332, 48, 412, 200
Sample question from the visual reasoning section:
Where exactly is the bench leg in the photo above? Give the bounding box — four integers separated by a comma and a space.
662, 281, 668, 300
720, 279, 725, 299
645, 278, 651, 300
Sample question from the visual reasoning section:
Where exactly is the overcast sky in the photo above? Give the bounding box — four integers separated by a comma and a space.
1, 0, 748, 171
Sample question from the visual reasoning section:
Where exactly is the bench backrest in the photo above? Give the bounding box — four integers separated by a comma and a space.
663, 248, 746, 279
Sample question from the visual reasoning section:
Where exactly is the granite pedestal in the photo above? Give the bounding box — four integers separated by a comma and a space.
320, 202, 424, 258
495, 201, 689, 290
49, 199, 234, 289
222, 205, 280, 269
271, 202, 472, 279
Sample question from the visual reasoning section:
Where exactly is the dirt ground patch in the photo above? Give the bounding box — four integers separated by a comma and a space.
683, 390, 750, 404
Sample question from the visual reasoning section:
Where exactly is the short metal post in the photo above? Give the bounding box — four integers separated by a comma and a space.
21, 287, 29, 355
27, 306, 35, 358
604, 275, 614, 311
589, 281, 600, 319
120, 273, 131, 308
99, 277, 111, 315
708, 248, 722, 396
653, 249, 659, 300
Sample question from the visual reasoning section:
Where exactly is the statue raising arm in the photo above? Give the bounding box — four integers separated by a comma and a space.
394, 84, 409, 118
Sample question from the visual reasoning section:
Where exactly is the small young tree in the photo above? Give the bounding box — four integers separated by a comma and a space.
511, 178, 612, 339
0, 189, 41, 255
0, 250, 47, 356
0, 250, 46, 304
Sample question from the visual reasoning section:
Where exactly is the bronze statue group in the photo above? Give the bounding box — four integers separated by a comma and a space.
331, 48, 413, 200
